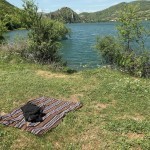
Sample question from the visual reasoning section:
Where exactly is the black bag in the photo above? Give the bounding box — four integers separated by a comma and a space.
21, 102, 45, 123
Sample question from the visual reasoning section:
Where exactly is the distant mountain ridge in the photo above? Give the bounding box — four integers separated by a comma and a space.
79, 1, 150, 22
1, 0, 150, 24
46, 1, 150, 23
46, 7, 81, 23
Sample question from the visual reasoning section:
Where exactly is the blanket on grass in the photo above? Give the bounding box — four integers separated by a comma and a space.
0, 97, 82, 135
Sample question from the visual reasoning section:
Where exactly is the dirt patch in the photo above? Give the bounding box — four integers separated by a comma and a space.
81, 129, 98, 141
96, 103, 109, 109
68, 94, 83, 102
36, 70, 67, 78
90, 102, 110, 110
80, 127, 102, 150
125, 132, 145, 140
53, 142, 61, 149
13, 100, 22, 107
0, 112, 7, 116
131, 113, 145, 121
117, 114, 145, 121
82, 141, 100, 150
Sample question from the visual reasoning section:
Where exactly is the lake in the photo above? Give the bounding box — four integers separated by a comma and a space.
5, 22, 150, 70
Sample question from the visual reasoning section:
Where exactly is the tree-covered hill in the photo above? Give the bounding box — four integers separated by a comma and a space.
79, 0, 150, 22
0, 0, 22, 30
1, 0, 150, 25
46, 7, 81, 23
0, 0, 17, 15
46, 1, 150, 23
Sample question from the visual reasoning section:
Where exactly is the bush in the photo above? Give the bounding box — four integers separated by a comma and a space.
0, 40, 28, 63
96, 4, 150, 78
96, 36, 150, 78
21, 0, 70, 64
96, 36, 123, 64
24, 19, 69, 63
117, 4, 146, 52
0, 20, 7, 43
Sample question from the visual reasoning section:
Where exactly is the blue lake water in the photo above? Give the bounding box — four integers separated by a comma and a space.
5, 22, 150, 70
61, 22, 118, 69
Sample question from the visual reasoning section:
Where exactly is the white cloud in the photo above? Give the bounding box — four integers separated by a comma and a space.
75, 9, 81, 14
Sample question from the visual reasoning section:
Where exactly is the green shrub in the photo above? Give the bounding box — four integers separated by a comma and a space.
118, 51, 150, 77
0, 20, 7, 43
96, 36, 122, 64
96, 4, 150, 78
117, 4, 146, 52
96, 36, 150, 78
25, 19, 69, 63
21, 0, 70, 64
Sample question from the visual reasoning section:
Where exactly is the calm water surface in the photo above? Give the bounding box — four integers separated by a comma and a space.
61, 22, 117, 69
5, 22, 150, 70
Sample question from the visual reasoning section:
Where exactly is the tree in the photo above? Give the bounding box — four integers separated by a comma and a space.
5, 9, 22, 30
22, 0, 69, 63
96, 4, 150, 77
0, 10, 7, 42
0, 20, 7, 42
117, 4, 146, 52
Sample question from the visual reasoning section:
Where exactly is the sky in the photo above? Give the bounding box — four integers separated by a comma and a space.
7, 0, 135, 13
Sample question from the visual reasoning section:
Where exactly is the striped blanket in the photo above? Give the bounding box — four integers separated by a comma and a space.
0, 97, 82, 135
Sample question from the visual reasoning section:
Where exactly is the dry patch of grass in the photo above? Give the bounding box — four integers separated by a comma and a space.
36, 70, 67, 78
96, 103, 109, 109
52, 142, 62, 150
80, 127, 102, 150
131, 114, 145, 121
67, 94, 84, 102
117, 114, 145, 121
0, 112, 7, 116
90, 100, 116, 111
123, 132, 145, 140
10, 134, 34, 150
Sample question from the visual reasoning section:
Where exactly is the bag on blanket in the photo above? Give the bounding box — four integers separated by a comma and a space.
21, 102, 45, 123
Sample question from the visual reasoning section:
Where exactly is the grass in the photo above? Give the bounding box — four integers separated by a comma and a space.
0, 61, 150, 150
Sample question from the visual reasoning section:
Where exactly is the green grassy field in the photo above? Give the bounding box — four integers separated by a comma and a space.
0, 61, 150, 150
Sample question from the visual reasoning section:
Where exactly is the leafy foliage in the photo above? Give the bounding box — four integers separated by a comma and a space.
96, 37, 150, 77
22, 0, 70, 64
117, 4, 146, 51
96, 4, 150, 78
96, 36, 122, 64
0, 0, 22, 30
0, 19, 7, 43
0, 0, 16, 14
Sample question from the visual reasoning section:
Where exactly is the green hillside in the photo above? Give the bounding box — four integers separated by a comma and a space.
0, 0, 22, 30
46, 7, 81, 23
46, 1, 150, 23
79, 1, 150, 22
1, 0, 150, 25
0, 0, 17, 15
